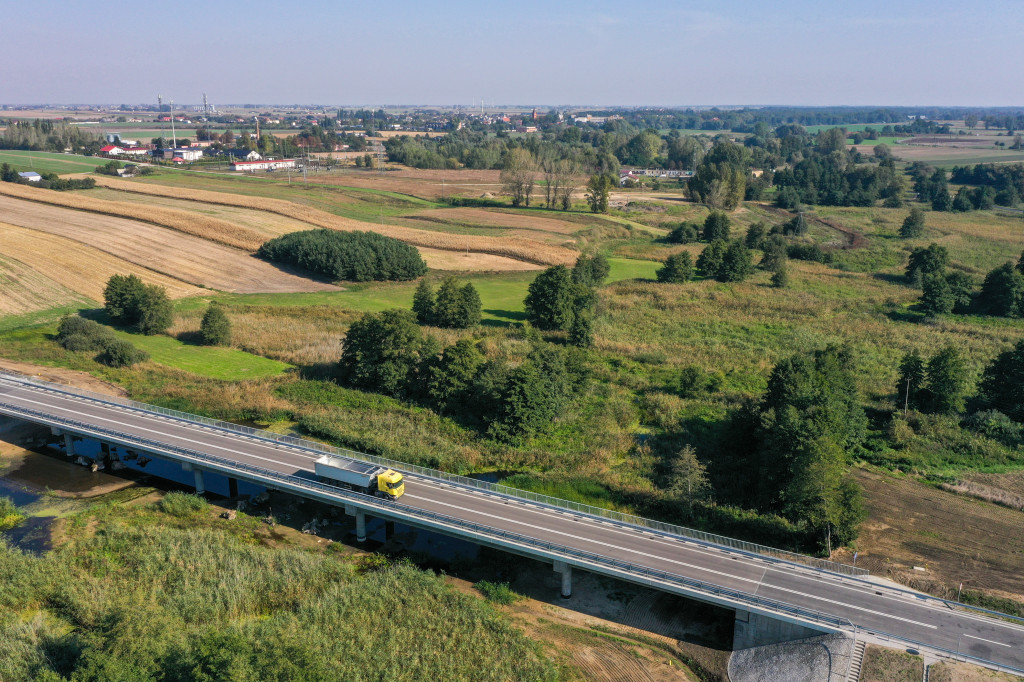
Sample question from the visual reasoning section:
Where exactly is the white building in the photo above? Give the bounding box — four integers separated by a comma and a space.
230, 159, 296, 172
161, 147, 204, 161
17, 171, 42, 182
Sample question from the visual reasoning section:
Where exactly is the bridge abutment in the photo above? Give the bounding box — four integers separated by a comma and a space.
732, 609, 828, 650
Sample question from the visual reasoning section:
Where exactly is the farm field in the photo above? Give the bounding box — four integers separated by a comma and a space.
890, 146, 1024, 166
0, 253, 93, 316
0, 195, 339, 293
0, 221, 205, 301
0, 150, 105, 175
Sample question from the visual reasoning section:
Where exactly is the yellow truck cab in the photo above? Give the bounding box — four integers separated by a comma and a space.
377, 470, 405, 500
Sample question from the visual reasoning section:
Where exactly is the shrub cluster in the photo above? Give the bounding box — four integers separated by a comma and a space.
56, 315, 149, 367
696, 239, 754, 282
412, 276, 481, 328
523, 256, 608, 346
258, 229, 427, 282
103, 274, 173, 335
337, 309, 589, 443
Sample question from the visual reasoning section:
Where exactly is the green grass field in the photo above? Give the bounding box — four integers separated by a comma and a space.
111, 329, 291, 380
0, 150, 104, 175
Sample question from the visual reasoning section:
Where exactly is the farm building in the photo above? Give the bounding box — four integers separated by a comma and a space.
17, 172, 42, 182
230, 159, 296, 172
226, 149, 262, 161
120, 147, 151, 156
160, 148, 204, 161
100, 145, 125, 156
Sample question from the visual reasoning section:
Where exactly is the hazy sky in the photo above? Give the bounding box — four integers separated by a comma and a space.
2, 0, 1021, 107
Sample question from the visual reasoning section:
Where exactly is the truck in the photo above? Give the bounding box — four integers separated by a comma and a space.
314, 455, 405, 500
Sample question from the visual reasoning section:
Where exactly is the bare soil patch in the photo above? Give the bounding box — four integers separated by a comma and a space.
0, 196, 339, 294
0, 221, 205, 301
836, 468, 1024, 602
0, 360, 126, 396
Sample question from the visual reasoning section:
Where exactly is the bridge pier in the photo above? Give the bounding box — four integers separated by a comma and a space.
732, 609, 827, 650
182, 462, 206, 495
384, 521, 395, 541
228, 478, 238, 498
63, 432, 75, 458
345, 505, 367, 542
553, 561, 572, 599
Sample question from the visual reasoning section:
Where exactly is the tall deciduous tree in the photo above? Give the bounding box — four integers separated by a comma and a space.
924, 345, 970, 415
500, 148, 537, 207
585, 174, 612, 213
979, 340, 1024, 422
524, 265, 578, 331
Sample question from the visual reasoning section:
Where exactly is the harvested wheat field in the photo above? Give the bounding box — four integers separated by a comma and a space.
416, 247, 544, 271
0, 253, 92, 315
0, 196, 339, 294
0, 222, 205, 301
317, 167, 504, 201
85, 187, 315, 238
0, 181, 264, 251
92, 176, 576, 265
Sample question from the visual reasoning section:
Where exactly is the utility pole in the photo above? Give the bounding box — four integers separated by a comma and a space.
904, 376, 911, 417
170, 100, 177, 149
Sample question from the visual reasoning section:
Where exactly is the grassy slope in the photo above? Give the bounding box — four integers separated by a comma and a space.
111, 329, 291, 380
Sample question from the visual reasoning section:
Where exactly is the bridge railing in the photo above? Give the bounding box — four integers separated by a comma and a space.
857, 625, 1024, 677
0, 397, 855, 636
1, 371, 867, 576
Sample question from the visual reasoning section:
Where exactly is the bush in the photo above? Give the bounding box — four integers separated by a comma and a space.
656, 252, 693, 283
103, 274, 173, 334
258, 229, 427, 282
98, 339, 149, 368
200, 303, 232, 345
57, 315, 115, 352
963, 410, 1023, 446
475, 581, 524, 605
667, 221, 700, 244
159, 492, 209, 517
0, 496, 24, 531
787, 242, 832, 264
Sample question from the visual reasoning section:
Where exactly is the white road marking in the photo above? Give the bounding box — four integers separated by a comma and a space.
964, 634, 1011, 647
405, 493, 938, 630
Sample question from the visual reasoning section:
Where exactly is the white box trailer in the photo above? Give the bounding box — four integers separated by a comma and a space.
314, 455, 405, 499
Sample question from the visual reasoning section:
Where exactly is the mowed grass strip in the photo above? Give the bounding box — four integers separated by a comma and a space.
93, 175, 578, 265
0, 181, 265, 251
111, 329, 290, 380
0, 150, 108, 175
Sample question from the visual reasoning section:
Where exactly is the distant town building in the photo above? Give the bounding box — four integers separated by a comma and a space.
161, 147, 204, 161
100, 145, 125, 155
226, 149, 262, 161
230, 159, 296, 172
120, 147, 152, 157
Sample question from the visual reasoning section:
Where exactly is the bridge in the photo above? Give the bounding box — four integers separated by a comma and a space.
1, 371, 1023, 674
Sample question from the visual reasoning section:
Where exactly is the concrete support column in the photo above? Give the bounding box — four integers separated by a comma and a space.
345, 505, 367, 543
228, 478, 238, 498
63, 432, 75, 458
193, 468, 206, 495
553, 561, 572, 599
384, 521, 395, 541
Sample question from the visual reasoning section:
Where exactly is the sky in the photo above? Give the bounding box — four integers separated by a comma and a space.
1, 0, 1022, 107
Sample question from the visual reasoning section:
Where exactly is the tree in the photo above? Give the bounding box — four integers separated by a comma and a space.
500, 148, 537, 207
745, 222, 767, 249
524, 265, 577, 331
584, 174, 612, 213
920, 272, 954, 316
656, 252, 694, 283
571, 254, 610, 287
667, 222, 700, 244
667, 445, 709, 510
412, 280, 435, 324
567, 310, 594, 348
199, 304, 231, 345
338, 309, 425, 397
924, 345, 970, 415
945, 271, 974, 312
458, 283, 482, 327
103, 274, 146, 324
978, 262, 1024, 317
759, 235, 788, 272
696, 240, 727, 278
770, 265, 789, 288
428, 339, 484, 412
952, 187, 974, 212
932, 189, 953, 211
899, 208, 925, 238
979, 340, 1024, 422
1018, 250, 1024, 276
702, 211, 731, 242
136, 285, 173, 335
897, 349, 927, 412
716, 240, 754, 282
905, 243, 949, 285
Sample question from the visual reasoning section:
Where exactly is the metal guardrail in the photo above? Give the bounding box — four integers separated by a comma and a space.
859, 625, 1024, 677
0, 398, 853, 635
0, 371, 868, 577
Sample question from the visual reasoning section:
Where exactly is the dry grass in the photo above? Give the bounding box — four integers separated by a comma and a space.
405, 207, 584, 234
0, 253, 89, 315
93, 176, 577, 265
941, 480, 1024, 512
0, 181, 264, 251
0, 196, 340, 294
860, 645, 924, 682
416, 247, 544, 272
0, 221, 205, 301
929, 660, 1024, 681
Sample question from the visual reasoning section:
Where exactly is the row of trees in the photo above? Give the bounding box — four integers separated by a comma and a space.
911, 246, 1024, 319
337, 309, 589, 442
257, 230, 427, 282
0, 163, 95, 191
412, 277, 482, 328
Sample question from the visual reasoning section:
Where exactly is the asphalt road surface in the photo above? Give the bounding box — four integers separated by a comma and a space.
1, 375, 1022, 670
